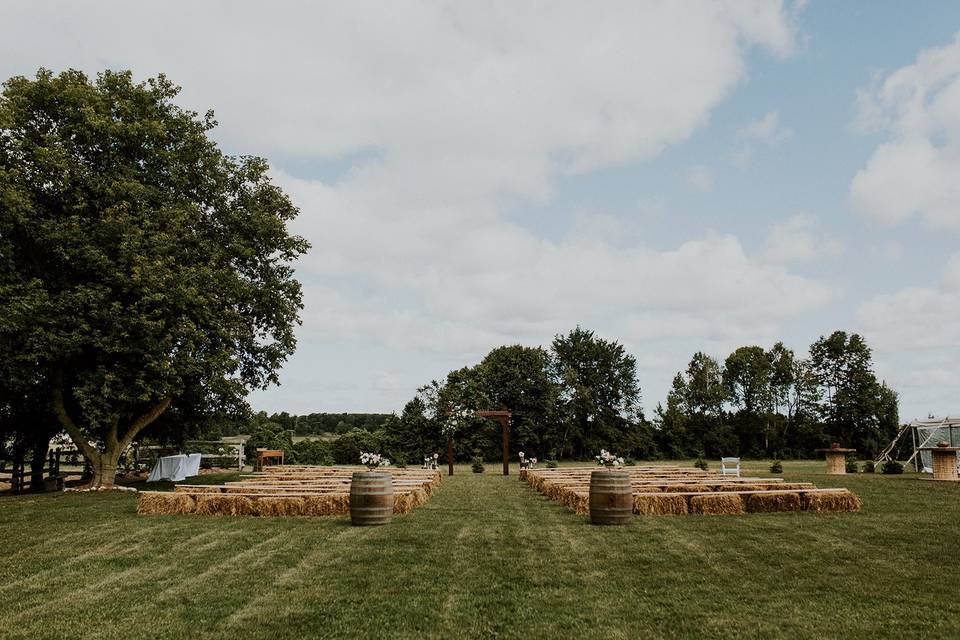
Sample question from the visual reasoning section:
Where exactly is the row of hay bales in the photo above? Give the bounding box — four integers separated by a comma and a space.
524, 466, 860, 516
138, 467, 441, 517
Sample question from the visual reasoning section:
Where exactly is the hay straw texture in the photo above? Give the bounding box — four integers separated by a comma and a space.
801, 490, 861, 513
151, 466, 441, 518
745, 492, 801, 513
256, 496, 306, 517
689, 493, 744, 515
137, 492, 196, 515
303, 494, 350, 516
664, 484, 712, 493
195, 494, 256, 516
634, 494, 688, 516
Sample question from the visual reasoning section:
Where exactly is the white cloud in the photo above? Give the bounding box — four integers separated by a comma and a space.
757, 214, 845, 265
0, 1, 825, 412
739, 111, 794, 145
850, 33, 960, 229
856, 255, 960, 418
733, 110, 793, 167
686, 165, 715, 192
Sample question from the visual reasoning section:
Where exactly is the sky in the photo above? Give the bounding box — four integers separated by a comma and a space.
3, 1, 960, 422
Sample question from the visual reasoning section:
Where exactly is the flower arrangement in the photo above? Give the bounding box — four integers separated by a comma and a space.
359, 451, 390, 469
423, 452, 439, 469
595, 449, 624, 468
443, 407, 475, 436
519, 452, 538, 469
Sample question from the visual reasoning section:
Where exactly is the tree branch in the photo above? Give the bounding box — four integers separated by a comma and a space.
51, 387, 99, 463
118, 396, 173, 451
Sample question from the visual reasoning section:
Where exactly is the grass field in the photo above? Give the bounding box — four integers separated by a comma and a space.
2, 461, 959, 640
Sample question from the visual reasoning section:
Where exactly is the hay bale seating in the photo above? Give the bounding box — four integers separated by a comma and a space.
140, 465, 441, 518
634, 493, 688, 516
801, 489, 861, 513
523, 465, 858, 518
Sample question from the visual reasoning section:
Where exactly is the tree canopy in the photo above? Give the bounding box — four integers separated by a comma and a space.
0, 69, 308, 486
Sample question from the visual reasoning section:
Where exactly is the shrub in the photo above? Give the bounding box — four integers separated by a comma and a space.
845, 457, 860, 474
694, 458, 709, 471
330, 428, 381, 465
546, 460, 559, 469
769, 460, 783, 474
246, 422, 294, 463
471, 457, 485, 473
862, 460, 875, 473
292, 439, 332, 466
624, 458, 636, 466
881, 460, 904, 475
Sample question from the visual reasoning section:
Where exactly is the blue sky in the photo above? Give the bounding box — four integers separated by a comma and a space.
3, 1, 959, 421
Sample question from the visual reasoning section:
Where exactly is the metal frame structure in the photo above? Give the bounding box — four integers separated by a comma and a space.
877, 417, 960, 472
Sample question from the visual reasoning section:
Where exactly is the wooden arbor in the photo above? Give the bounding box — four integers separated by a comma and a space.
476, 410, 512, 475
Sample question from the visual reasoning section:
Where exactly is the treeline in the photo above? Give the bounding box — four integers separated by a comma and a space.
238, 412, 392, 436
249, 328, 900, 465
657, 331, 899, 459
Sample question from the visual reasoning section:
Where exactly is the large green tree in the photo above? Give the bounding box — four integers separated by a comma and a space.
550, 327, 644, 458
478, 345, 559, 458
0, 69, 308, 487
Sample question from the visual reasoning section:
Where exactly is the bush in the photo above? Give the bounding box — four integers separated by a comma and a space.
330, 428, 381, 465
862, 460, 875, 473
881, 460, 904, 475
291, 439, 332, 466
769, 460, 783, 474
694, 458, 709, 471
624, 458, 636, 466
471, 457, 485, 473
246, 422, 294, 463
546, 460, 559, 469
845, 457, 860, 474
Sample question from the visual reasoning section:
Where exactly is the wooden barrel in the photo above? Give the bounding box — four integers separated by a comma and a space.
350, 471, 393, 526
589, 469, 633, 525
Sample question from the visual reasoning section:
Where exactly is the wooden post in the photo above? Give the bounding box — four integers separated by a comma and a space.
447, 435, 454, 476
500, 416, 509, 476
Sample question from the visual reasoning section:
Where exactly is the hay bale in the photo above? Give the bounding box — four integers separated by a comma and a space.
689, 493, 744, 515
745, 492, 801, 513
137, 492, 196, 515
255, 496, 306, 517
302, 494, 349, 516
408, 487, 428, 508
632, 486, 662, 493
665, 484, 712, 493
633, 494, 688, 516
393, 492, 413, 515
178, 485, 222, 494
195, 494, 256, 516
801, 490, 861, 513
714, 484, 762, 492
778, 483, 814, 490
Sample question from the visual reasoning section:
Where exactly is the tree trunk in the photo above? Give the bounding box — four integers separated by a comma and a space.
84, 449, 121, 489
447, 435, 454, 476
28, 436, 49, 492
52, 384, 172, 490
29, 424, 58, 491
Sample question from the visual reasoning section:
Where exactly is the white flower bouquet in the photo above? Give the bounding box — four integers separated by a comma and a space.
360, 451, 391, 469
595, 449, 624, 468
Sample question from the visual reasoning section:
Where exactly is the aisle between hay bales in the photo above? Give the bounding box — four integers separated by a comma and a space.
2, 465, 960, 639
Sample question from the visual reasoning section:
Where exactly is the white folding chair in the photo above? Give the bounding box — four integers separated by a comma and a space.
720, 457, 741, 477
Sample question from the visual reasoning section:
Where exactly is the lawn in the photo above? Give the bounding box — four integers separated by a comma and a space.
2, 461, 959, 640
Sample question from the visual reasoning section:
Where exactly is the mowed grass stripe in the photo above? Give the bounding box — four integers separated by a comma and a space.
2, 463, 960, 639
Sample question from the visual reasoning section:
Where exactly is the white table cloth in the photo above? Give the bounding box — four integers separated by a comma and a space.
147, 453, 202, 482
